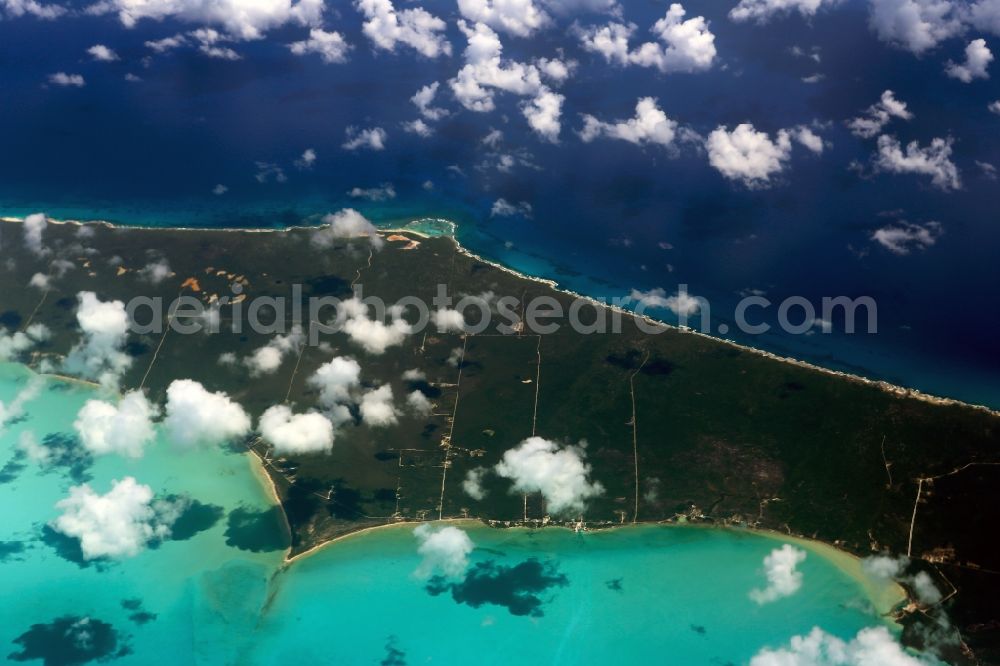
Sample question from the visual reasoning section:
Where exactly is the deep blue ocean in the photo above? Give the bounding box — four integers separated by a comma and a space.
1, 0, 998, 407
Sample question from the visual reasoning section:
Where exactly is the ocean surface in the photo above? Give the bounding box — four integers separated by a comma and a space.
0, 362, 912, 665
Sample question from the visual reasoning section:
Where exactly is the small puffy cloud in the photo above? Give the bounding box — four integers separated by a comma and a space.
749, 626, 933, 665
50, 477, 176, 560
990, 100, 1000, 114
847, 90, 913, 139
74, 391, 159, 459
139, 258, 172, 284
348, 183, 396, 201
522, 89, 564, 142
22, 212, 48, 255
87, 44, 119, 61
295, 148, 317, 169
910, 570, 942, 604
494, 436, 604, 515
314, 208, 384, 248
577, 4, 717, 74
630, 287, 701, 316
406, 389, 433, 414
244, 327, 304, 376
412, 81, 448, 120
463, 466, 488, 500
259, 405, 334, 455
340, 297, 413, 354
402, 368, 426, 382
254, 161, 287, 183
868, 0, 962, 54
190, 28, 241, 59
794, 126, 825, 154
2, 0, 66, 19
749, 544, 807, 604
29, 273, 50, 289
289, 29, 351, 63
862, 554, 909, 579
945, 38, 993, 82
359, 384, 399, 426
871, 220, 942, 254
308, 356, 362, 410
355, 0, 452, 58
213, 184, 228, 195
458, 0, 551, 37
413, 523, 474, 578
92, 0, 324, 41
580, 97, 678, 147
343, 126, 388, 151
873, 135, 961, 190
491, 198, 533, 218
48, 72, 85, 87
145, 34, 187, 52
706, 124, 795, 187
164, 379, 251, 447
403, 119, 433, 136
729, 0, 833, 22
0, 324, 50, 363
63, 292, 132, 388
432, 308, 467, 332
0, 376, 44, 433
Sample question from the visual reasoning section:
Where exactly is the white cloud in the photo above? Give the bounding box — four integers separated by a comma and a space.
295, 148, 317, 169
871, 220, 942, 254
259, 405, 334, 455
494, 436, 604, 515
308, 356, 362, 413
2, 0, 66, 19
491, 198, 533, 217
580, 97, 678, 147
403, 119, 433, 137
910, 570, 942, 604
313, 208, 384, 249
190, 27, 241, 59
359, 384, 399, 426
413, 523, 474, 578
522, 89, 564, 142
406, 389, 433, 414
730, 0, 833, 22
164, 379, 251, 447
0, 324, 50, 364
705, 123, 793, 187
630, 287, 702, 316
22, 212, 48, 255
873, 135, 961, 190
48, 72, 85, 87
139, 258, 172, 284
463, 466, 488, 499
74, 391, 159, 459
412, 81, 449, 120
749, 544, 807, 604
847, 90, 913, 139
458, 0, 551, 37
51, 477, 176, 560
254, 161, 287, 183
0, 376, 44, 433
794, 126, 825, 153
343, 126, 388, 151
868, 0, 963, 54
289, 28, 351, 63
339, 297, 413, 354
355, 0, 452, 58
87, 44, 119, 61
432, 308, 467, 332
970, 0, 1000, 34
244, 326, 304, 376
449, 20, 568, 141
577, 4, 717, 74
213, 184, 228, 195
349, 183, 396, 201
750, 626, 933, 665
29, 273, 50, 290
945, 38, 993, 81
92, 0, 324, 40
402, 368, 426, 382
990, 100, 1000, 113
862, 554, 909, 579
63, 292, 132, 389
145, 34, 187, 53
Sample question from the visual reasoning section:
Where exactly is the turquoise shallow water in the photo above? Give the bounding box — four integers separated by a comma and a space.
0, 363, 908, 665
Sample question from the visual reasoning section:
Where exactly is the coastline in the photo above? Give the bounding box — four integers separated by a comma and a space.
5, 212, 995, 417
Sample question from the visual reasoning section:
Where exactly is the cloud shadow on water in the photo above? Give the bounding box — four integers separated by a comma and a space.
224, 505, 290, 553
7, 616, 131, 666
425, 558, 569, 618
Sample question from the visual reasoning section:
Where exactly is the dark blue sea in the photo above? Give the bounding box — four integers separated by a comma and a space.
1, 0, 997, 407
